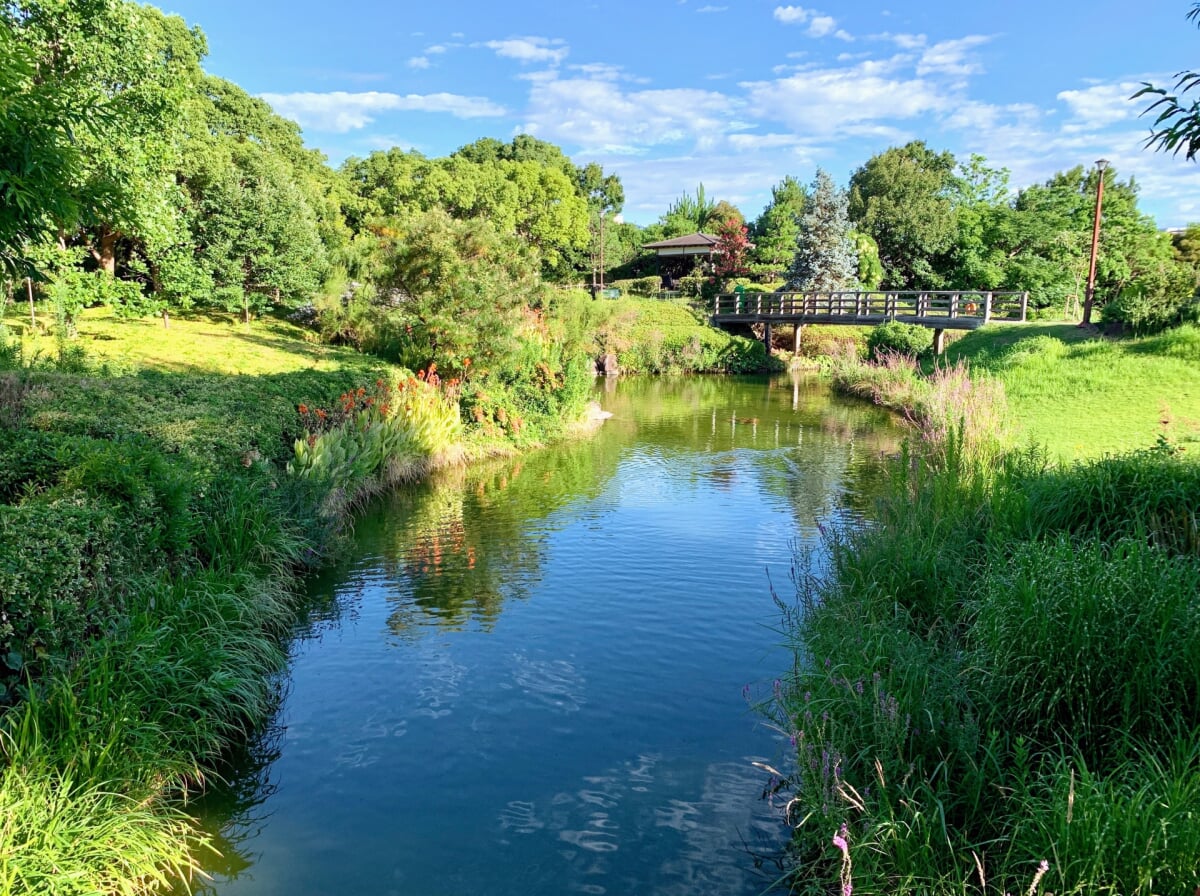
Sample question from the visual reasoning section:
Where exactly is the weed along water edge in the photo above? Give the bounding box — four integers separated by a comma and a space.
185, 375, 898, 895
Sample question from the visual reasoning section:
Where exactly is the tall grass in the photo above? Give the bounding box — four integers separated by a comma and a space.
771, 441, 1200, 895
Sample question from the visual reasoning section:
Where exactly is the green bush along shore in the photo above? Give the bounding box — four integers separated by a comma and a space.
770, 321, 1200, 895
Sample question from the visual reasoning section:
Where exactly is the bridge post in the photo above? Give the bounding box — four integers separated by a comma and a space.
1020, 291, 1029, 322
932, 328, 946, 356
984, 291, 993, 323
764, 322, 773, 355
794, 323, 803, 356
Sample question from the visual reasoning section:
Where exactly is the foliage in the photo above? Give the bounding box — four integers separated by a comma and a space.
372, 209, 543, 379
850, 230, 883, 289
1134, 4, 1200, 161
785, 169, 857, 291
713, 217, 751, 280
289, 374, 461, 496
586, 296, 774, 374
608, 276, 662, 296
866, 321, 933, 360
751, 175, 806, 276
849, 141, 959, 288
0, 18, 92, 278
1102, 255, 1199, 333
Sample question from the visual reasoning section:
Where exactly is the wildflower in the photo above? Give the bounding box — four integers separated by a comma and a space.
298, 403, 308, 414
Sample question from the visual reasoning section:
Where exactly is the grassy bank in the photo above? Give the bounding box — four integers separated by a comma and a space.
772, 323, 1200, 894
0, 308, 589, 894
944, 322, 1200, 459
558, 292, 778, 374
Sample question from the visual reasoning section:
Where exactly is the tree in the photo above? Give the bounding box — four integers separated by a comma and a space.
375, 209, 544, 377
1135, 4, 1200, 161
713, 218, 751, 280
786, 169, 857, 291
849, 141, 959, 288
851, 231, 884, 289
0, 18, 91, 278
660, 184, 719, 236
751, 176, 807, 277
188, 140, 325, 322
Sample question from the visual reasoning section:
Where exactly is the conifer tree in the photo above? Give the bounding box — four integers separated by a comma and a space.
786, 169, 857, 291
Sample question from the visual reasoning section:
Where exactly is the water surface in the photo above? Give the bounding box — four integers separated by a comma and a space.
193, 375, 898, 895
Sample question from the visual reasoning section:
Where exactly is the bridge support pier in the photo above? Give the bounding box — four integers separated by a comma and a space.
932, 328, 946, 356
793, 323, 803, 356
763, 323, 773, 355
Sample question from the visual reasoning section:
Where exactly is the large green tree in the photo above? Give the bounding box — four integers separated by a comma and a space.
849, 141, 959, 289
0, 18, 91, 277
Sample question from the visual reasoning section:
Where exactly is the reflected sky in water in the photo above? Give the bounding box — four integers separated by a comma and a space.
189, 374, 898, 896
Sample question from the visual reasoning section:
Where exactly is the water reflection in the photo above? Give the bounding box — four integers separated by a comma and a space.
186, 374, 898, 896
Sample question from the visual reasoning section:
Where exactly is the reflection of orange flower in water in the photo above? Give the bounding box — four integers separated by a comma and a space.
467, 547, 476, 570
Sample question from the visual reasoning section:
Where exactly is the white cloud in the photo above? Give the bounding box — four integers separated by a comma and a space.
260, 91, 506, 132
773, 6, 848, 39
408, 56, 430, 69
425, 44, 448, 54
481, 36, 569, 65
871, 32, 926, 49
773, 5, 811, 24
917, 35, 992, 77
697, 4, 727, 11
519, 75, 739, 153
1057, 81, 1142, 131
808, 15, 836, 37
740, 59, 949, 135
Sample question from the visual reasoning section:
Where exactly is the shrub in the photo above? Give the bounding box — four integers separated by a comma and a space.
608, 276, 661, 297
866, 321, 933, 360
1102, 261, 1198, 334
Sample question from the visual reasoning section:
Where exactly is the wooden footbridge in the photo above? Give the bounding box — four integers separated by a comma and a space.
712, 290, 1029, 354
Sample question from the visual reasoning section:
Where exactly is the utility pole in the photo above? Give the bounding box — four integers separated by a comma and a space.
1081, 158, 1109, 326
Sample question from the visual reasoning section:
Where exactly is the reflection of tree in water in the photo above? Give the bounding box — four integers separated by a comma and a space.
364, 431, 629, 637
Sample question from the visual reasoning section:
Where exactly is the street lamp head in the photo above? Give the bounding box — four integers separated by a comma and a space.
1095, 158, 1110, 172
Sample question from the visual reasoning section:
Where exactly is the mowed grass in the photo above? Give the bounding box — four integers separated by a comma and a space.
944, 322, 1200, 460
2, 305, 375, 376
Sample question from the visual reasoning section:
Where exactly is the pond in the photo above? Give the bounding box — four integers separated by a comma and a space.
191, 374, 899, 896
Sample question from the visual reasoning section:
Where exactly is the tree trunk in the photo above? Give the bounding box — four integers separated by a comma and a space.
162, 309, 170, 329
91, 226, 117, 275
243, 297, 250, 325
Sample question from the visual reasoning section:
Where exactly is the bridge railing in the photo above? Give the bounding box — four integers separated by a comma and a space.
712, 290, 1028, 323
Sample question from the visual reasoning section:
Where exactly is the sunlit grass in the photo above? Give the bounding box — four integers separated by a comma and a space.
2, 305, 378, 376
945, 323, 1200, 460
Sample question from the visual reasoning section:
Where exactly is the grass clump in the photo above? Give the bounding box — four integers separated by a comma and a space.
770, 440, 1200, 896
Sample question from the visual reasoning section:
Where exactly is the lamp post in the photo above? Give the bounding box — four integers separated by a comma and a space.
1081, 158, 1109, 326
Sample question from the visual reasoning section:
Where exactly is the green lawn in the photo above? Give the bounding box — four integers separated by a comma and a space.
2, 306, 376, 376
945, 322, 1200, 460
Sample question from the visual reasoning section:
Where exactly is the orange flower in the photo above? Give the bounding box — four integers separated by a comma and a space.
298, 403, 309, 414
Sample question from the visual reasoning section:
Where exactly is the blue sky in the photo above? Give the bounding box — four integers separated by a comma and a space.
160, 0, 1200, 227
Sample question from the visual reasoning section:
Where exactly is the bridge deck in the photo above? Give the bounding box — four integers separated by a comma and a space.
712, 290, 1028, 330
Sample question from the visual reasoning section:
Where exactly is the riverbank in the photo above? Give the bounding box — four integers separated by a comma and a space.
774, 322, 1200, 895
0, 308, 599, 894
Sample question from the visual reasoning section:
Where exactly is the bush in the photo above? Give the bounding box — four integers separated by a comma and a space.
867, 321, 933, 360
609, 276, 661, 297
1102, 262, 1198, 334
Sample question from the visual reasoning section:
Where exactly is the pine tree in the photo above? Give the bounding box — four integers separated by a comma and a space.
785, 169, 858, 291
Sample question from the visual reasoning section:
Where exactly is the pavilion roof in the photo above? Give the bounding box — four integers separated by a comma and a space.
641, 232, 720, 250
